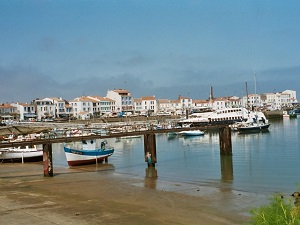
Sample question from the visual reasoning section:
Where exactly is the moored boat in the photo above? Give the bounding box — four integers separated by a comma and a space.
64, 140, 114, 166
237, 122, 270, 133
178, 107, 269, 127
0, 145, 43, 163
178, 130, 204, 136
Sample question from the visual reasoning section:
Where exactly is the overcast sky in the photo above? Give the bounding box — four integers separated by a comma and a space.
1, 0, 300, 103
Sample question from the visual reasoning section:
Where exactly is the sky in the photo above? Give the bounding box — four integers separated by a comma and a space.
1, 0, 300, 103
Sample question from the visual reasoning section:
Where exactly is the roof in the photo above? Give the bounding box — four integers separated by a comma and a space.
113, 89, 129, 94
0, 104, 16, 109
193, 99, 209, 104
157, 99, 170, 103
141, 96, 155, 100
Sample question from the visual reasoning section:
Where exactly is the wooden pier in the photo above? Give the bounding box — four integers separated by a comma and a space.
0, 124, 233, 177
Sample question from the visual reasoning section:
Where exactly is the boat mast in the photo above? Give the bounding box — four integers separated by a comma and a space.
245, 82, 249, 109
254, 69, 257, 109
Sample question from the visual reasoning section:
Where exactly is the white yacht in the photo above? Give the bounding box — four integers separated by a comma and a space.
178, 107, 269, 127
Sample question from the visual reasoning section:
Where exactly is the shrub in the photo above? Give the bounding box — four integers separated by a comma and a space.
248, 195, 300, 225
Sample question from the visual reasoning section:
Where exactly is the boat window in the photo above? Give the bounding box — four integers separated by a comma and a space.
82, 140, 87, 144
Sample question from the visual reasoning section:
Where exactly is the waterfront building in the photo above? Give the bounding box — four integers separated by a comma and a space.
191, 99, 212, 113
86, 96, 115, 117
157, 99, 173, 113
69, 96, 94, 119
136, 96, 157, 116
106, 89, 133, 114
32, 98, 56, 121
50, 97, 67, 119
0, 103, 18, 122
10, 102, 36, 121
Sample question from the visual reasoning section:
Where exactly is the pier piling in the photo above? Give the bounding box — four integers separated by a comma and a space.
143, 133, 157, 167
219, 126, 232, 155
43, 143, 53, 177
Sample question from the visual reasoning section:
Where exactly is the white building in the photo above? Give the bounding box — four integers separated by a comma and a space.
10, 102, 36, 121
87, 96, 115, 117
69, 96, 94, 119
282, 90, 298, 104
137, 96, 157, 115
106, 89, 133, 113
33, 98, 56, 120
157, 99, 172, 113
50, 97, 67, 118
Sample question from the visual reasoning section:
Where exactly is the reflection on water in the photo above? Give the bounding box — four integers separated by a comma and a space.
144, 166, 158, 189
51, 119, 300, 195
220, 155, 233, 183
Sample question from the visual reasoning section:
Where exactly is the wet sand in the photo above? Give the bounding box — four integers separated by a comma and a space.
0, 163, 261, 225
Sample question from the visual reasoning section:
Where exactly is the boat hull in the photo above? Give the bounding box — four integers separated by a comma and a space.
0, 147, 43, 162
64, 147, 114, 166
178, 130, 204, 136
238, 123, 270, 133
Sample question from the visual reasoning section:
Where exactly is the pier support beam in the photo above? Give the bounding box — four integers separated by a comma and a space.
43, 143, 53, 177
144, 133, 157, 167
219, 126, 232, 155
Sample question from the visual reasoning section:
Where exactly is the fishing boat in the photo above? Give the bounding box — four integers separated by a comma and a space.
178, 130, 204, 136
64, 139, 114, 166
0, 145, 43, 163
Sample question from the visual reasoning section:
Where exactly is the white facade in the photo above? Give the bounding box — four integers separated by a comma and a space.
282, 90, 298, 103
87, 96, 115, 116
69, 97, 93, 119
141, 96, 157, 114
33, 98, 56, 120
51, 97, 67, 118
106, 89, 133, 113
11, 102, 36, 121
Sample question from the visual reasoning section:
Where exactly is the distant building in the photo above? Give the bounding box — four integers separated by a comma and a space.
10, 102, 36, 121
50, 97, 67, 118
86, 96, 115, 117
106, 89, 133, 113
0, 103, 18, 122
32, 98, 56, 120
69, 96, 93, 119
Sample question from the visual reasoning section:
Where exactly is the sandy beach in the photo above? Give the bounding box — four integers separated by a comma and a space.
0, 162, 261, 225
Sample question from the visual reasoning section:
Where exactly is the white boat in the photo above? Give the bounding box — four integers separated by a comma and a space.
178, 130, 204, 136
178, 107, 269, 128
119, 135, 142, 139
64, 140, 114, 166
0, 145, 43, 162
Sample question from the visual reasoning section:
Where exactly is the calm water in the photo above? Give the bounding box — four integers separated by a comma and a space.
52, 117, 300, 195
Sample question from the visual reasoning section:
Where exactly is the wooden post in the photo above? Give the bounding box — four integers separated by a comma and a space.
43, 143, 53, 177
219, 126, 232, 155
143, 133, 157, 167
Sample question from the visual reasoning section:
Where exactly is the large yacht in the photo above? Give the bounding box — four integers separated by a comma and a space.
177, 107, 268, 127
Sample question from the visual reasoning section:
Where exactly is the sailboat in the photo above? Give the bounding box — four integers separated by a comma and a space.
237, 72, 271, 133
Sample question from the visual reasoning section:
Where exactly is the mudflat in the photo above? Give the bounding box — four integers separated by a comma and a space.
0, 163, 256, 225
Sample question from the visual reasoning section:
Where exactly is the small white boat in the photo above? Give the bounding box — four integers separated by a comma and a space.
119, 135, 142, 139
0, 145, 43, 163
64, 140, 114, 166
178, 130, 204, 136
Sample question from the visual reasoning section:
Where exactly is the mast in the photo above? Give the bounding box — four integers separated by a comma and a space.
254, 70, 257, 108
245, 82, 249, 109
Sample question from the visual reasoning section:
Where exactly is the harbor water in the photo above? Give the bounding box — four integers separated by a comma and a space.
52, 117, 300, 196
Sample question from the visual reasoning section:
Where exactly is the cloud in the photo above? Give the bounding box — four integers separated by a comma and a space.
1, 63, 299, 104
